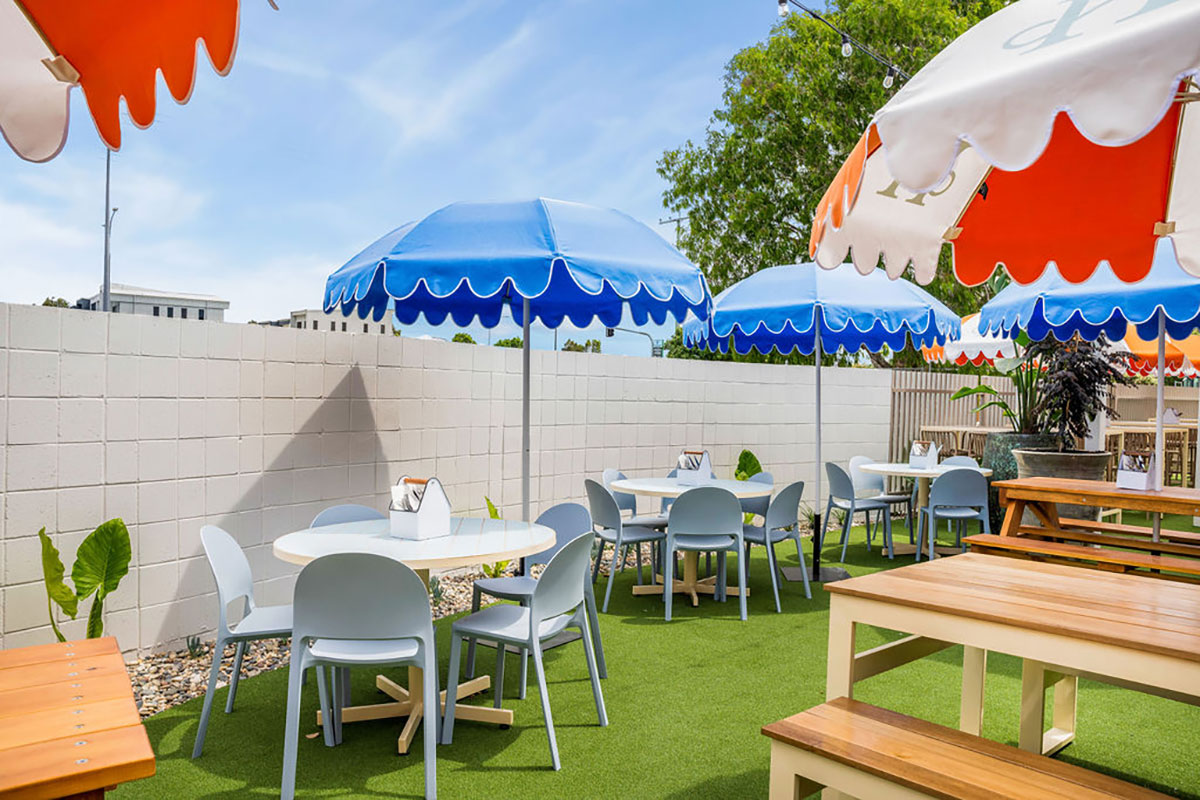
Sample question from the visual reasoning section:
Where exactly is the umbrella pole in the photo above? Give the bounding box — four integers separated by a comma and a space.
812, 330, 822, 581
522, 298, 531, 523
1154, 310, 1165, 543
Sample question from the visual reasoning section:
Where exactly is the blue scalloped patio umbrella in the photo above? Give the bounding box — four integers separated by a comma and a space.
683, 263, 959, 581
325, 198, 711, 521
980, 238, 1200, 498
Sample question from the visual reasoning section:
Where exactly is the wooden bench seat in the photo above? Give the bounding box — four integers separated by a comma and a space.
1016, 524, 1200, 558
1057, 516, 1200, 547
762, 697, 1169, 799
964, 534, 1200, 582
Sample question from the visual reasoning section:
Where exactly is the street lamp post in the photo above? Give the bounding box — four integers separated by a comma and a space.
605, 326, 663, 357
101, 150, 117, 311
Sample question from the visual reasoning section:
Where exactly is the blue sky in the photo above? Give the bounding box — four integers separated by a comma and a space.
0, 1, 782, 356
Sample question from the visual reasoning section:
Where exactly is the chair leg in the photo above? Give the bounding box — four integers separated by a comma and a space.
442, 634, 463, 745
466, 585, 483, 678
766, 541, 782, 613
591, 538, 604, 584
584, 581, 607, 678
280, 654, 305, 800
315, 665, 336, 748
602, 538, 621, 613
705, 551, 712, 578
791, 534, 812, 600
635, 543, 644, 585
821, 498, 833, 555
579, 615, 608, 727
914, 510, 926, 562
191, 635, 227, 758
422, 646, 439, 800
906, 500, 915, 544
736, 545, 747, 621
225, 640, 246, 714
531, 640, 560, 770
494, 639, 506, 709
884, 511, 894, 559
664, 544, 674, 622
839, 506, 853, 562
983, 510, 992, 536
519, 596, 530, 700
716, 551, 727, 601
929, 513, 938, 561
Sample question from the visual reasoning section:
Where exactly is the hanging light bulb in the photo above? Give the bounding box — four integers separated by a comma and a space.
777, 0, 789, 17
883, 65, 896, 89
841, 34, 853, 57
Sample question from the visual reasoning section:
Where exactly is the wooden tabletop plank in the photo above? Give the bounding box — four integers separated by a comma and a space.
0, 673, 138, 721
0, 639, 118, 671
993, 478, 1200, 516
0, 654, 126, 694
0, 697, 141, 751
825, 554, 1200, 662
0, 725, 155, 800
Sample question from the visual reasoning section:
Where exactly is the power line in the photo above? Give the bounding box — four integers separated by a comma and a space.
777, 0, 911, 85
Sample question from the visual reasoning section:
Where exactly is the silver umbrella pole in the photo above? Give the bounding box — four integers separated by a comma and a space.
1153, 309, 1165, 542
522, 297, 531, 523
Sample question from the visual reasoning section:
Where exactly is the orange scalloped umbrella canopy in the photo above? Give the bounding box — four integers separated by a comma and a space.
16, 0, 240, 153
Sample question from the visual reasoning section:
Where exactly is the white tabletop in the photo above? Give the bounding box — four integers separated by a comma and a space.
859, 462, 993, 479
609, 476, 773, 499
273, 517, 556, 571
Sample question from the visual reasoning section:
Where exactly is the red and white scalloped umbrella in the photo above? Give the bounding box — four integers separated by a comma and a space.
809, 0, 1200, 287
921, 313, 1015, 366
0, 0, 255, 162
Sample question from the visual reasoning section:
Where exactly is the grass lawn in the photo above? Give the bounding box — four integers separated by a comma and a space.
119, 519, 1200, 799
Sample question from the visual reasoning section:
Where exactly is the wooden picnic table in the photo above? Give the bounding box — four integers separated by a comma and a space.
919, 424, 1009, 455
825, 553, 1200, 762
994, 477, 1200, 535
0, 637, 154, 799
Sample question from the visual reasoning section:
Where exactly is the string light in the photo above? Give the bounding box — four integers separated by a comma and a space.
778, 0, 910, 87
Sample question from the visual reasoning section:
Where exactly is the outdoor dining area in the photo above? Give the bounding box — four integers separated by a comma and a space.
5, 1, 1200, 800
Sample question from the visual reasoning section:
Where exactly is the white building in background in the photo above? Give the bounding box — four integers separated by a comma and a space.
78, 283, 229, 322
290, 308, 395, 334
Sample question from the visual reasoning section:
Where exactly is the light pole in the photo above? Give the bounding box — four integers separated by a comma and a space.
101, 149, 118, 311
605, 326, 663, 357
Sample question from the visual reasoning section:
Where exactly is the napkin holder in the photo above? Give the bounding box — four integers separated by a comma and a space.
908, 440, 940, 469
1116, 452, 1155, 491
389, 476, 451, 540
1163, 407, 1182, 424
677, 449, 713, 486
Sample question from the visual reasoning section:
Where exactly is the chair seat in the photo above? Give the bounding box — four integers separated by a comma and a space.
473, 575, 537, 601
670, 533, 736, 551
308, 636, 420, 664
871, 493, 910, 504
831, 497, 888, 511
928, 506, 984, 519
230, 603, 293, 638
742, 524, 796, 545
627, 513, 669, 529
595, 524, 664, 544
452, 604, 571, 645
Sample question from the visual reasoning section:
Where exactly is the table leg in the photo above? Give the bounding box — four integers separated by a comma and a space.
825, 599, 856, 701
960, 646, 986, 736
999, 499, 1026, 537
315, 568, 513, 753
1019, 660, 1077, 755
631, 551, 748, 603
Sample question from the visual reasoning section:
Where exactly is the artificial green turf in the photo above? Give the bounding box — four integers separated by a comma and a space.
117, 523, 1200, 799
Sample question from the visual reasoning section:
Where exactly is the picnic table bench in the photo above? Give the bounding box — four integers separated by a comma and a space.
0, 637, 154, 799
762, 697, 1169, 800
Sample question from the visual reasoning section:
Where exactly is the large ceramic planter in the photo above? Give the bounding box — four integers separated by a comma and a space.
981, 432, 1056, 530
1013, 448, 1111, 523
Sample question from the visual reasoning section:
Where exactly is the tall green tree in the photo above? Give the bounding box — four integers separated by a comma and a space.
659, 0, 1011, 363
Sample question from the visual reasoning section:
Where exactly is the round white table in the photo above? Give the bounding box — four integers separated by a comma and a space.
609, 477, 772, 606
858, 462, 993, 557
273, 516, 554, 754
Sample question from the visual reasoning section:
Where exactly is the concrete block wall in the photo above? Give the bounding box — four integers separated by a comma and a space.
0, 303, 891, 655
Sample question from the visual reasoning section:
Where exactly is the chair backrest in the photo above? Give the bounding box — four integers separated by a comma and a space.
530, 503, 592, 569
530, 532, 594, 623
293, 553, 432, 644
941, 455, 979, 468
584, 479, 623, 533
601, 468, 637, 515
765, 480, 806, 532
929, 468, 988, 510
310, 503, 386, 528
740, 471, 774, 517
848, 456, 884, 494
668, 487, 743, 538
201, 525, 256, 618
826, 462, 856, 501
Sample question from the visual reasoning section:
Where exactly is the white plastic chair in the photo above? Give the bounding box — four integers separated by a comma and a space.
825, 463, 893, 561
464, 503, 606, 698
281, 553, 438, 800
916, 467, 990, 561
849, 456, 912, 543
310, 503, 386, 528
443, 532, 606, 771
739, 471, 774, 520
192, 526, 294, 759
601, 469, 664, 585
742, 480, 810, 610
585, 479, 665, 612
664, 487, 747, 622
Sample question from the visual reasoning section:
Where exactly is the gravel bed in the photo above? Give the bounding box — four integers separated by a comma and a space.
127, 546, 665, 718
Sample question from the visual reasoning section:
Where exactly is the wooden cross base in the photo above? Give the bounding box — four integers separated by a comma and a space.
629, 551, 748, 607
316, 666, 513, 754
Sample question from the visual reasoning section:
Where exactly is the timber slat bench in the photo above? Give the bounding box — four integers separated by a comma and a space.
965, 533, 1200, 583
761, 697, 1169, 800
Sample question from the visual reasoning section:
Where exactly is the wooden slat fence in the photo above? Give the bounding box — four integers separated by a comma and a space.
1112, 383, 1200, 423
889, 369, 1016, 462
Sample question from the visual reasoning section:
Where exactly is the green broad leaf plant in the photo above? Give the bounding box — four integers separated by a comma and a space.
735, 448, 764, 524
39, 519, 132, 641
481, 497, 511, 578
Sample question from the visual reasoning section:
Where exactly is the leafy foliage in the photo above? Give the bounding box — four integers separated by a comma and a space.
481, 497, 511, 578
658, 0, 1013, 364
186, 635, 204, 659
735, 449, 763, 481
562, 338, 602, 353
951, 356, 1044, 434
42, 297, 70, 307
1026, 336, 1131, 450
39, 519, 131, 641
451, 332, 476, 344
494, 336, 523, 348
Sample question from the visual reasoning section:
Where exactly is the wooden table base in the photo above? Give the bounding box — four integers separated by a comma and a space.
316, 665, 513, 754
630, 551, 748, 606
